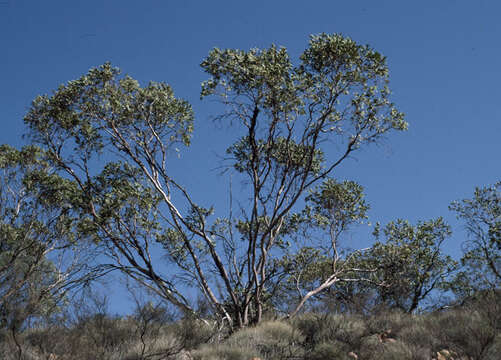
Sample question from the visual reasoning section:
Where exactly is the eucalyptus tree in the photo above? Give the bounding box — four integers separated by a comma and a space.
22, 33, 407, 328
277, 216, 457, 315
0, 145, 97, 358
450, 182, 501, 296
273, 179, 374, 317
359, 218, 457, 313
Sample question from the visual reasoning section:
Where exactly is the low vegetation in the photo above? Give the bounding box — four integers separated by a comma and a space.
1, 290, 500, 359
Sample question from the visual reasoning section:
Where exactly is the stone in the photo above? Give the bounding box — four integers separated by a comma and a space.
347, 351, 358, 359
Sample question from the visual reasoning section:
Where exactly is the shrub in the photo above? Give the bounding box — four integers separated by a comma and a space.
227, 321, 304, 359
193, 344, 259, 360
397, 316, 437, 357
432, 309, 497, 359
122, 330, 183, 360
292, 313, 367, 350
194, 320, 303, 360
483, 334, 501, 360
365, 311, 408, 336
310, 341, 351, 360
173, 317, 218, 350
371, 341, 414, 360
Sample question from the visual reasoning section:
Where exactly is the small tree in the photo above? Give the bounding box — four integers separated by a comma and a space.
275, 179, 375, 316
450, 182, 501, 297
20, 33, 407, 328
0, 145, 98, 358
358, 218, 457, 313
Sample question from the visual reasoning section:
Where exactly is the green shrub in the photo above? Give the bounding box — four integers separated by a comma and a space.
432, 309, 497, 359
228, 321, 304, 359
483, 334, 501, 360
397, 316, 437, 355
291, 313, 325, 348
292, 313, 367, 350
372, 341, 414, 360
122, 330, 183, 360
366, 311, 407, 336
173, 318, 217, 350
194, 320, 304, 360
193, 344, 259, 360
310, 341, 351, 360
3, 304, 500, 360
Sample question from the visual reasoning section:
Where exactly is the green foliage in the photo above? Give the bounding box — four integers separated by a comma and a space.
357, 218, 457, 313
193, 345, 258, 360
173, 317, 216, 350
0, 145, 92, 334
395, 317, 437, 358
202, 34, 407, 138
304, 178, 369, 229
227, 136, 324, 176
18, 62, 200, 314
25, 63, 193, 155
274, 179, 371, 313
195, 320, 304, 360
229, 321, 304, 359
450, 182, 501, 296
431, 292, 501, 360
309, 342, 351, 360
292, 313, 367, 350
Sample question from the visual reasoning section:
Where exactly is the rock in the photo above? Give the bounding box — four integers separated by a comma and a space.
347, 351, 358, 359
378, 329, 397, 343
436, 349, 454, 360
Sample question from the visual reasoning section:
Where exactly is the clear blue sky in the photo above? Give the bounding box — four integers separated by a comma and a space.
1, 0, 499, 313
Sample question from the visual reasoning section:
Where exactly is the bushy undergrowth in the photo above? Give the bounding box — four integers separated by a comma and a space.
193, 321, 304, 360
1, 292, 501, 360
0, 314, 216, 360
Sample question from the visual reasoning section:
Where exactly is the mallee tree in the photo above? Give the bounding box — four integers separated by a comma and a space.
450, 182, 501, 297
358, 218, 457, 313
0, 145, 99, 358
18, 33, 408, 328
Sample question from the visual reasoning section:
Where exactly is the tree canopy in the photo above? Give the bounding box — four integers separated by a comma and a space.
450, 182, 501, 296
0, 145, 97, 337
